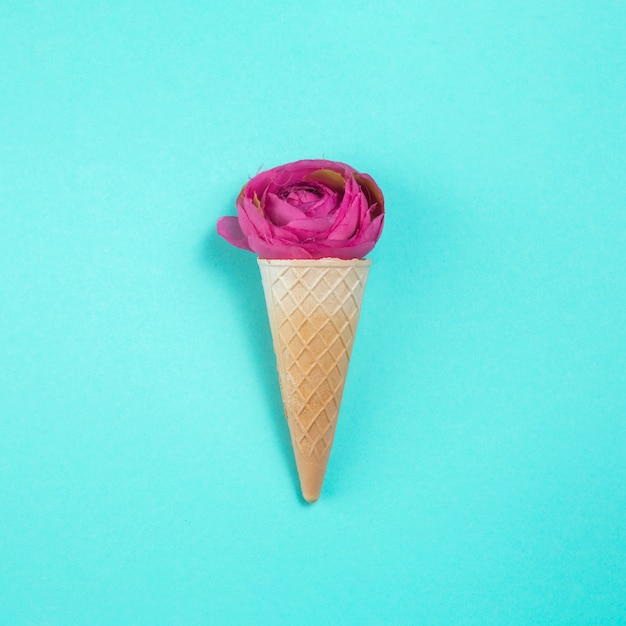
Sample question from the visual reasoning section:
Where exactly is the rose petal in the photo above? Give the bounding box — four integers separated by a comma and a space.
216, 216, 251, 251
306, 187, 340, 218
359, 212, 384, 243
302, 169, 346, 194
263, 192, 306, 226
247, 234, 315, 259
325, 240, 376, 259
326, 177, 362, 240
237, 194, 273, 239
282, 215, 335, 235
354, 172, 384, 217
300, 239, 375, 260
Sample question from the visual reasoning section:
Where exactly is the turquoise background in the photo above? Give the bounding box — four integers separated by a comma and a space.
1, 0, 625, 624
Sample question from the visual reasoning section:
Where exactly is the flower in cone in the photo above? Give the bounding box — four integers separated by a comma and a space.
217, 159, 384, 502
217, 159, 384, 259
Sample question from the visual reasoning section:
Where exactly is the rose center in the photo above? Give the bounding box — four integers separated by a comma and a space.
278, 184, 324, 212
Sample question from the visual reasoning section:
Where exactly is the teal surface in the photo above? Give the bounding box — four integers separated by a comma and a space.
1, 1, 625, 624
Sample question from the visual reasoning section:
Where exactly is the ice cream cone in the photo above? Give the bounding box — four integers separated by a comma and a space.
258, 258, 371, 502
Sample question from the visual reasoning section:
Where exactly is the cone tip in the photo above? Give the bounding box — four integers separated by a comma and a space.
302, 489, 321, 504
299, 474, 324, 503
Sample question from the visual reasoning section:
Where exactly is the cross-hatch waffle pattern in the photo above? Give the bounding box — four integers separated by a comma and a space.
266, 264, 368, 459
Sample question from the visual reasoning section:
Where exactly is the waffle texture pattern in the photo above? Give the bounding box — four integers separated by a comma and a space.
259, 258, 370, 501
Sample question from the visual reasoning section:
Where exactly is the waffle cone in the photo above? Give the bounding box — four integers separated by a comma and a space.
258, 258, 371, 502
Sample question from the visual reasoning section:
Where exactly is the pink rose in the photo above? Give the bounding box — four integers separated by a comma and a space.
217, 159, 384, 259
